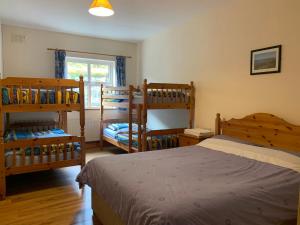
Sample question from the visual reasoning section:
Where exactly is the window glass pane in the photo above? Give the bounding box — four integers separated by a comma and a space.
67, 62, 88, 81
84, 85, 89, 107
91, 86, 100, 107
91, 64, 110, 82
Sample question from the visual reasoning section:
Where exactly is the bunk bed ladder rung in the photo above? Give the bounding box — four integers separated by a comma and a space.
12, 148, 16, 168
19, 86, 23, 104
38, 87, 41, 104
71, 88, 74, 104
29, 86, 32, 104
47, 145, 52, 163
56, 145, 60, 162
39, 147, 43, 163
46, 88, 50, 104
21, 148, 26, 167
62, 144, 66, 160
71, 143, 75, 159
30, 146, 34, 165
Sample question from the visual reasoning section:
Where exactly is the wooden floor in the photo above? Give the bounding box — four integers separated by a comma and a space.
0, 147, 124, 225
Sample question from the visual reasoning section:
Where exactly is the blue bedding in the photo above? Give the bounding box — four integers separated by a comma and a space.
104, 123, 179, 150
4, 128, 80, 156
5, 128, 71, 142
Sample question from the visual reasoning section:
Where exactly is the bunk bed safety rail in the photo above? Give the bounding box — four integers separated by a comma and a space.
0, 77, 84, 112
144, 80, 194, 109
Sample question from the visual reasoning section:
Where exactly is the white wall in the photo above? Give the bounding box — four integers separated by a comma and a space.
2, 25, 139, 141
140, 0, 300, 131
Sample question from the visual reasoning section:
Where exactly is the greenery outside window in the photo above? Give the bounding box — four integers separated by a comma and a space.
66, 57, 115, 109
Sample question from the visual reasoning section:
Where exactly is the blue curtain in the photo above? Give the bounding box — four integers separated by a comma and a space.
55, 50, 66, 79
116, 56, 126, 86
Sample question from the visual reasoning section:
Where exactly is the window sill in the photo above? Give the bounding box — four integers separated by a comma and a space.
85, 107, 117, 110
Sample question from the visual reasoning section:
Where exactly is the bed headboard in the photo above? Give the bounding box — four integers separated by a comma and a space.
215, 113, 300, 152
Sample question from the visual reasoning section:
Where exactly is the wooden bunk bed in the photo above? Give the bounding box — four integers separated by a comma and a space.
100, 79, 195, 153
140, 79, 195, 151
0, 76, 85, 200
100, 85, 142, 153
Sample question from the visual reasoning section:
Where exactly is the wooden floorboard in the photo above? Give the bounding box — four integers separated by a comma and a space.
0, 148, 123, 225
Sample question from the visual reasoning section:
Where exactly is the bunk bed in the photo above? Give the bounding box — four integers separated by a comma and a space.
0, 76, 85, 200
100, 79, 195, 153
100, 85, 143, 153
140, 79, 195, 151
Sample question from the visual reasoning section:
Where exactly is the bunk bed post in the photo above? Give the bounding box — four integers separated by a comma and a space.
100, 84, 104, 151
189, 81, 195, 129
0, 84, 5, 200
62, 111, 68, 132
137, 104, 142, 152
5, 113, 10, 131
128, 85, 134, 153
142, 79, 148, 152
79, 76, 86, 167
215, 113, 221, 135
58, 111, 68, 131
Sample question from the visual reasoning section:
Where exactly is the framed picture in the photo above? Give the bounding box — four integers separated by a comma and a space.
250, 45, 282, 75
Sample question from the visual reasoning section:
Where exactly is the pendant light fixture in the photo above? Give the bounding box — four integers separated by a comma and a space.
89, 0, 114, 17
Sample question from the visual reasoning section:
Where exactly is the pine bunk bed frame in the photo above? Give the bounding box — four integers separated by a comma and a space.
100, 85, 143, 153
100, 79, 195, 153
0, 76, 85, 200
140, 79, 195, 151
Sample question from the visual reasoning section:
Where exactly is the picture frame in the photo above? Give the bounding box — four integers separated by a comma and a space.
250, 45, 282, 75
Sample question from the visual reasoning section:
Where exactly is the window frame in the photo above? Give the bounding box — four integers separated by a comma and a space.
66, 57, 116, 109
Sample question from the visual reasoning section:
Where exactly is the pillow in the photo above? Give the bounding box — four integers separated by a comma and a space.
213, 135, 300, 157
108, 123, 129, 131
213, 135, 260, 146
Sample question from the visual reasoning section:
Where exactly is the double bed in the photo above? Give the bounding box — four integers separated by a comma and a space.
77, 113, 300, 225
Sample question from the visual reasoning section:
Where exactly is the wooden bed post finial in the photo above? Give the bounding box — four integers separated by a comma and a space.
215, 113, 221, 135
128, 85, 134, 153
142, 79, 148, 152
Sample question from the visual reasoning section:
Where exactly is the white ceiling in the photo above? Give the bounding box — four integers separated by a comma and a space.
0, 0, 205, 42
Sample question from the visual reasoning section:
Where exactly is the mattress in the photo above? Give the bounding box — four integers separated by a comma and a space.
2, 88, 80, 105
77, 136, 300, 225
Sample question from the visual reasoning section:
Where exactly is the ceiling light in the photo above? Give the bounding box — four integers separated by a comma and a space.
89, 0, 114, 17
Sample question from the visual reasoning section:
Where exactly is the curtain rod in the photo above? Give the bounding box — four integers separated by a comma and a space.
47, 48, 132, 59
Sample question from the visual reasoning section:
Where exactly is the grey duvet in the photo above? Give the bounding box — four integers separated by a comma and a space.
77, 145, 300, 225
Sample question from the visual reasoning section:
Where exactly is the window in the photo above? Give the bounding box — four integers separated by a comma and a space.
66, 57, 115, 109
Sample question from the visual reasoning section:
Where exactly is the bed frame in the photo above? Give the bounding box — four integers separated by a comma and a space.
215, 113, 300, 152
0, 76, 85, 200
100, 80, 195, 153
140, 79, 195, 151
100, 85, 143, 153
92, 112, 300, 225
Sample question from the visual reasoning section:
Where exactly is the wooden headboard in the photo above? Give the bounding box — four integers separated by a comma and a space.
215, 113, 300, 152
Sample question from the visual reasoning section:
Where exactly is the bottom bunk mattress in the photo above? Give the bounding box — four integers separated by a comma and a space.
103, 123, 178, 150
4, 128, 81, 168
